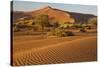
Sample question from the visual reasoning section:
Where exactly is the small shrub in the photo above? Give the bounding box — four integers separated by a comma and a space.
56, 31, 66, 37
86, 26, 91, 29
47, 30, 55, 36
13, 27, 20, 32
65, 31, 75, 36
32, 25, 40, 31
47, 28, 75, 37
79, 28, 86, 32
74, 24, 83, 28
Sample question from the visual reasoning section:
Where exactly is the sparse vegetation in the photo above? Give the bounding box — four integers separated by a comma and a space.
73, 24, 83, 28
47, 28, 74, 37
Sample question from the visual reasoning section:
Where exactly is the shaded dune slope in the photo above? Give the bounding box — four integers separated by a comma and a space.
13, 36, 97, 66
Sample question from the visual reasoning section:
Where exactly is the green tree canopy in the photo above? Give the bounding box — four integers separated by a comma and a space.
35, 14, 50, 30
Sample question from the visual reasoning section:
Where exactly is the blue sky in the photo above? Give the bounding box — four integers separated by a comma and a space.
13, 1, 97, 16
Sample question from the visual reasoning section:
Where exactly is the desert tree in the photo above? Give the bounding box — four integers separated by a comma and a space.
34, 14, 50, 36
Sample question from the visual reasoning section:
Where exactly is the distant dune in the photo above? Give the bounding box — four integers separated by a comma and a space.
12, 6, 96, 24
13, 36, 97, 66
